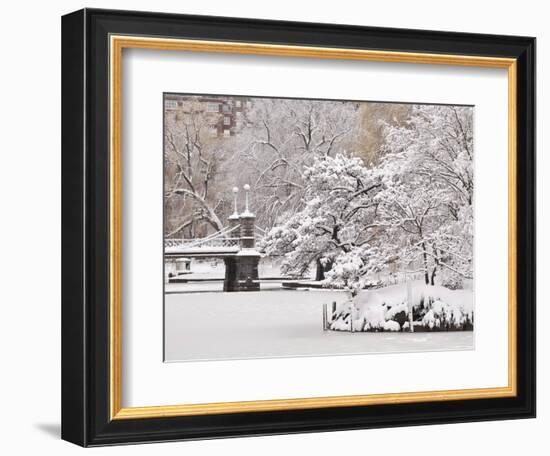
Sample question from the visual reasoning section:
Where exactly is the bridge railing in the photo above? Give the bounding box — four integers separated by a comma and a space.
165, 224, 241, 249
165, 237, 241, 250
164, 223, 270, 252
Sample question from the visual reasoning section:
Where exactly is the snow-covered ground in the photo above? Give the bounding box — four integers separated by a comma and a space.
164, 285, 474, 362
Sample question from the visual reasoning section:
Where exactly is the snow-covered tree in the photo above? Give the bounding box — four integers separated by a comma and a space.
164, 96, 473, 292
164, 100, 235, 238
376, 105, 474, 287
381, 105, 473, 206
374, 171, 450, 285
263, 104, 474, 291
261, 154, 383, 290
232, 98, 362, 229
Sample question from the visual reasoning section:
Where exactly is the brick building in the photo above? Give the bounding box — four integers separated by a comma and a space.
164, 94, 252, 138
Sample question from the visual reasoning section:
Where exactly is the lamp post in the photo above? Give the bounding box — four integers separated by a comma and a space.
227, 186, 240, 231
231, 186, 239, 218
224, 186, 240, 292
239, 184, 255, 248
242, 183, 252, 216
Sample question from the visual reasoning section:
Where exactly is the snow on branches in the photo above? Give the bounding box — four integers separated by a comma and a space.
262, 104, 474, 291
163, 96, 473, 293
377, 105, 474, 287
261, 154, 384, 291
233, 98, 361, 229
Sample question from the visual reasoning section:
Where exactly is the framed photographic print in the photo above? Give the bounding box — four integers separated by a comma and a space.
61, 8, 536, 446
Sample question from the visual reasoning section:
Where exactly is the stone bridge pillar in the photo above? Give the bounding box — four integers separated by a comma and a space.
223, 185, 261, 292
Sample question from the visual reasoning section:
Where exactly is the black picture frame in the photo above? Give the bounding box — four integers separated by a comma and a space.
62, 8, 536, 447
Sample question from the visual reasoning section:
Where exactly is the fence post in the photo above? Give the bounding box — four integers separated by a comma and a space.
407, 278, 414, 333
350, 302, 354, 332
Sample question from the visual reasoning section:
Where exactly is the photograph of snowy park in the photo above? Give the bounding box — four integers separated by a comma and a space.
163, 93, 474, 362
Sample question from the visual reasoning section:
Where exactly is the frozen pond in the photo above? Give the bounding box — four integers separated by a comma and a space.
164, 284, 474, 362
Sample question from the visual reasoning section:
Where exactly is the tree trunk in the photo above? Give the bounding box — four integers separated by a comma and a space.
315, 258, 333, 281
430, 267, 437, 286
421, 241, 430, 285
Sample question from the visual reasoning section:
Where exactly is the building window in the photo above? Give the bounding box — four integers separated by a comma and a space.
206, 103, 219, 113
236, 100, 242, 108
223, 116, 231, 126
165, 99, 178, 110
222, 104, 231, 113
223, 129, 231, 137
246, 101, 252, 108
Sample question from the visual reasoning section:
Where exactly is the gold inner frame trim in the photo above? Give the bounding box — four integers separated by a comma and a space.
109, 35, 518, 420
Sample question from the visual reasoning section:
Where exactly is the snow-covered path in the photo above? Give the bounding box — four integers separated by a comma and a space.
164, 287, 474, 362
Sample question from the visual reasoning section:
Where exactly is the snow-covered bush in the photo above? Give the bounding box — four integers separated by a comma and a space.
421, 299, 473, 330
382, 320, 401, 332
328, 281, 473, 332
